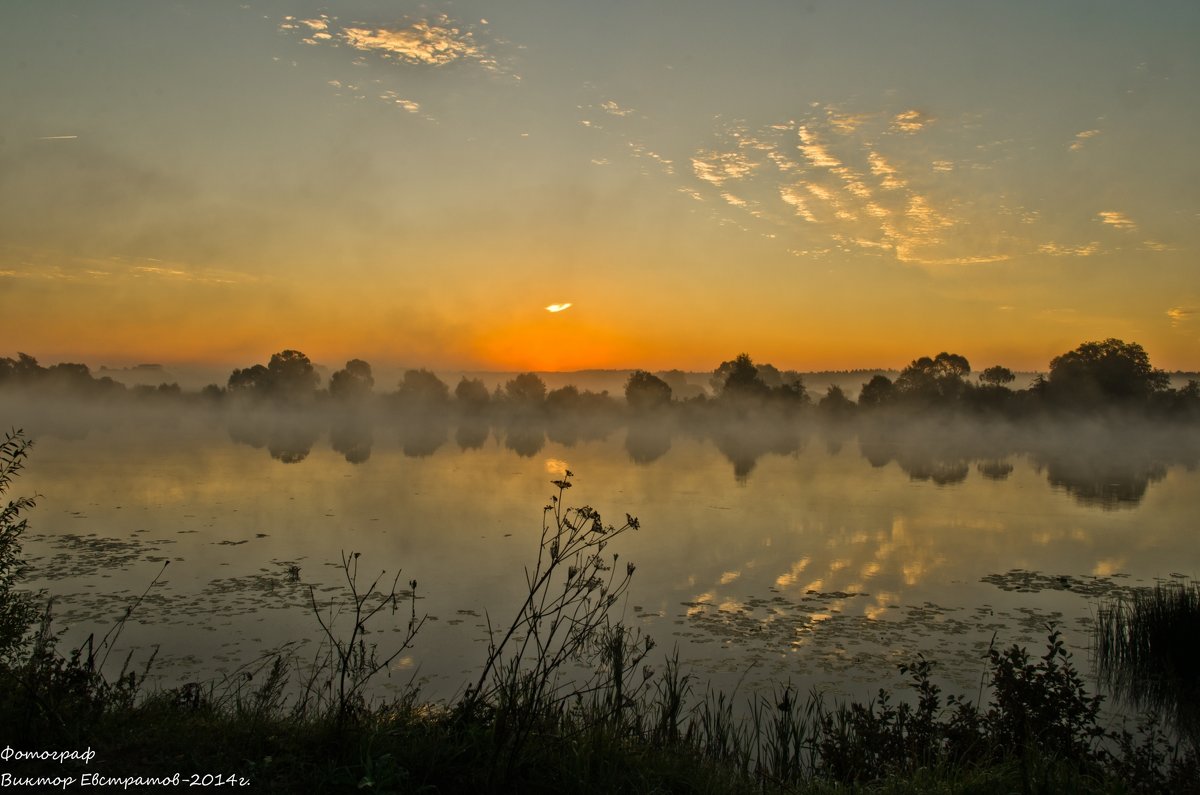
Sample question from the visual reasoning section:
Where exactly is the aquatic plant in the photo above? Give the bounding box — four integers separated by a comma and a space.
1095, 580, 1200, 750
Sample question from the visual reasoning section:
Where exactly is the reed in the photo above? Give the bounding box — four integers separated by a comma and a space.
1095, 579, 1200, 749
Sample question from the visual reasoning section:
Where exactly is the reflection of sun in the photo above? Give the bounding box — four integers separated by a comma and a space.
545, 303, 572, 313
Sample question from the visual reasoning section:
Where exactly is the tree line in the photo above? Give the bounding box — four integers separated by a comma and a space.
2, 338, 1197, 418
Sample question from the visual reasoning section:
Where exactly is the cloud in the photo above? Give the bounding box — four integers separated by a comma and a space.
891, 109, 931, 133
1098, 210, 1137, 231
797, 127, 841, 168
1069, 129, 1100, 151
1167, 307, 1195, 326
1038, 241, 1100, 257
691, 150, 757, 186
868, 152, 905, 190
281, 14, 506, 74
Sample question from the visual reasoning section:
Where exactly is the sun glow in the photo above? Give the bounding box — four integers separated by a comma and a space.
545, 303, 573, 313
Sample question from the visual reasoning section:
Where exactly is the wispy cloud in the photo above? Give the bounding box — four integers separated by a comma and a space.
1069, 129, 1100, 151
281, 14, 509, 74
1098, 210, 1137, 231
1038, 241, 1100, 257
891, 109, 931, 133
692, 150, 757, 187
1167, 307, 1195, 326
37, 135, 78, 141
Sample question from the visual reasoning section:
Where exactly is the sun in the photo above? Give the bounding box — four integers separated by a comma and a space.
545, 303, 573, 313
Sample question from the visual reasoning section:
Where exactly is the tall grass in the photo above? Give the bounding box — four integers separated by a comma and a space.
1095, 580, 1200, 750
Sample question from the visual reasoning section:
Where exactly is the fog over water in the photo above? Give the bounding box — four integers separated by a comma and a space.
5, 391, 1198, 711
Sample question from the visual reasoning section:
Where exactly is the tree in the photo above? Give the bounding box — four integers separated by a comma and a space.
896, 352, 972, 404
624, 370, 672, 411
330, 359, 374, 402
858, 374, 896, 409
818, 384, 855, 419
396, 369, 450, 408
979, 365, 1016, 387
454, 377, 491, 411
1046, 338, 1169, 405
503, 373, 547, 406
714, 353, 769, 400
229, 350, 319, 404
266, 350, 320, 402
546, 385, 581, 413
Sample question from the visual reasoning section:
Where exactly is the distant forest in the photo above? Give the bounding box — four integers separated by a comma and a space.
2, 338, 1197, 420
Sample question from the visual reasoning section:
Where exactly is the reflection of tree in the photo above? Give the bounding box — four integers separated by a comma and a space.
709, 420, 801, 483
455, 419, 490, 450
1039, 457, 1166, 510
900, 457, 969, 486
546, 417, 579, 447
330, 417, 373, 463
503, 419, 545, 458
624, 420, 671, 465
976, 459, 1014, 480
399, 419, 447, 458
228, 409, 319, 463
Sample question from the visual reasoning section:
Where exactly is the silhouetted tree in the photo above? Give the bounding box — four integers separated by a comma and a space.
896, 352, 971, 404
655, 370, 704, 400
546, 385, 581, 414
818, 384, 855, 419
857, 374, 896, 409
979, 365, 1016, 387
265, 350, 320, 402
714, 353, 770, 401
624, 370, 672, 411
396, 369, 450, 409
1046, 338, 1168, 406
228, 364, 270, 396
228, 350, 319, 404
454, 377, 490, 411
503, 373, 547, 407
0, 353, 44, 387
330, 359, 374, 402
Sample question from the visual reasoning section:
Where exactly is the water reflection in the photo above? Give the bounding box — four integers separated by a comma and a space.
330, 417, 372, 463
4, 391, 1197, 510
191, 410, 1200, 507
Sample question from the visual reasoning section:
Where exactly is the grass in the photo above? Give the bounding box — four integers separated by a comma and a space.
1, 431, 1198, 792
1095, 580, 1200, 751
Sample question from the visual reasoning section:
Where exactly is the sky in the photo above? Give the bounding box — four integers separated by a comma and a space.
2, 0, 1198, 373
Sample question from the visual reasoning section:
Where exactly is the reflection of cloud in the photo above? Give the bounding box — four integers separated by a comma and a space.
1069, 129, 1100, 151
600, 100, 635, 117
1098, 210, 1137, 231
1038, 241, 1100, 257
1167, 307, 1195, 326
892, 109, 931, 133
